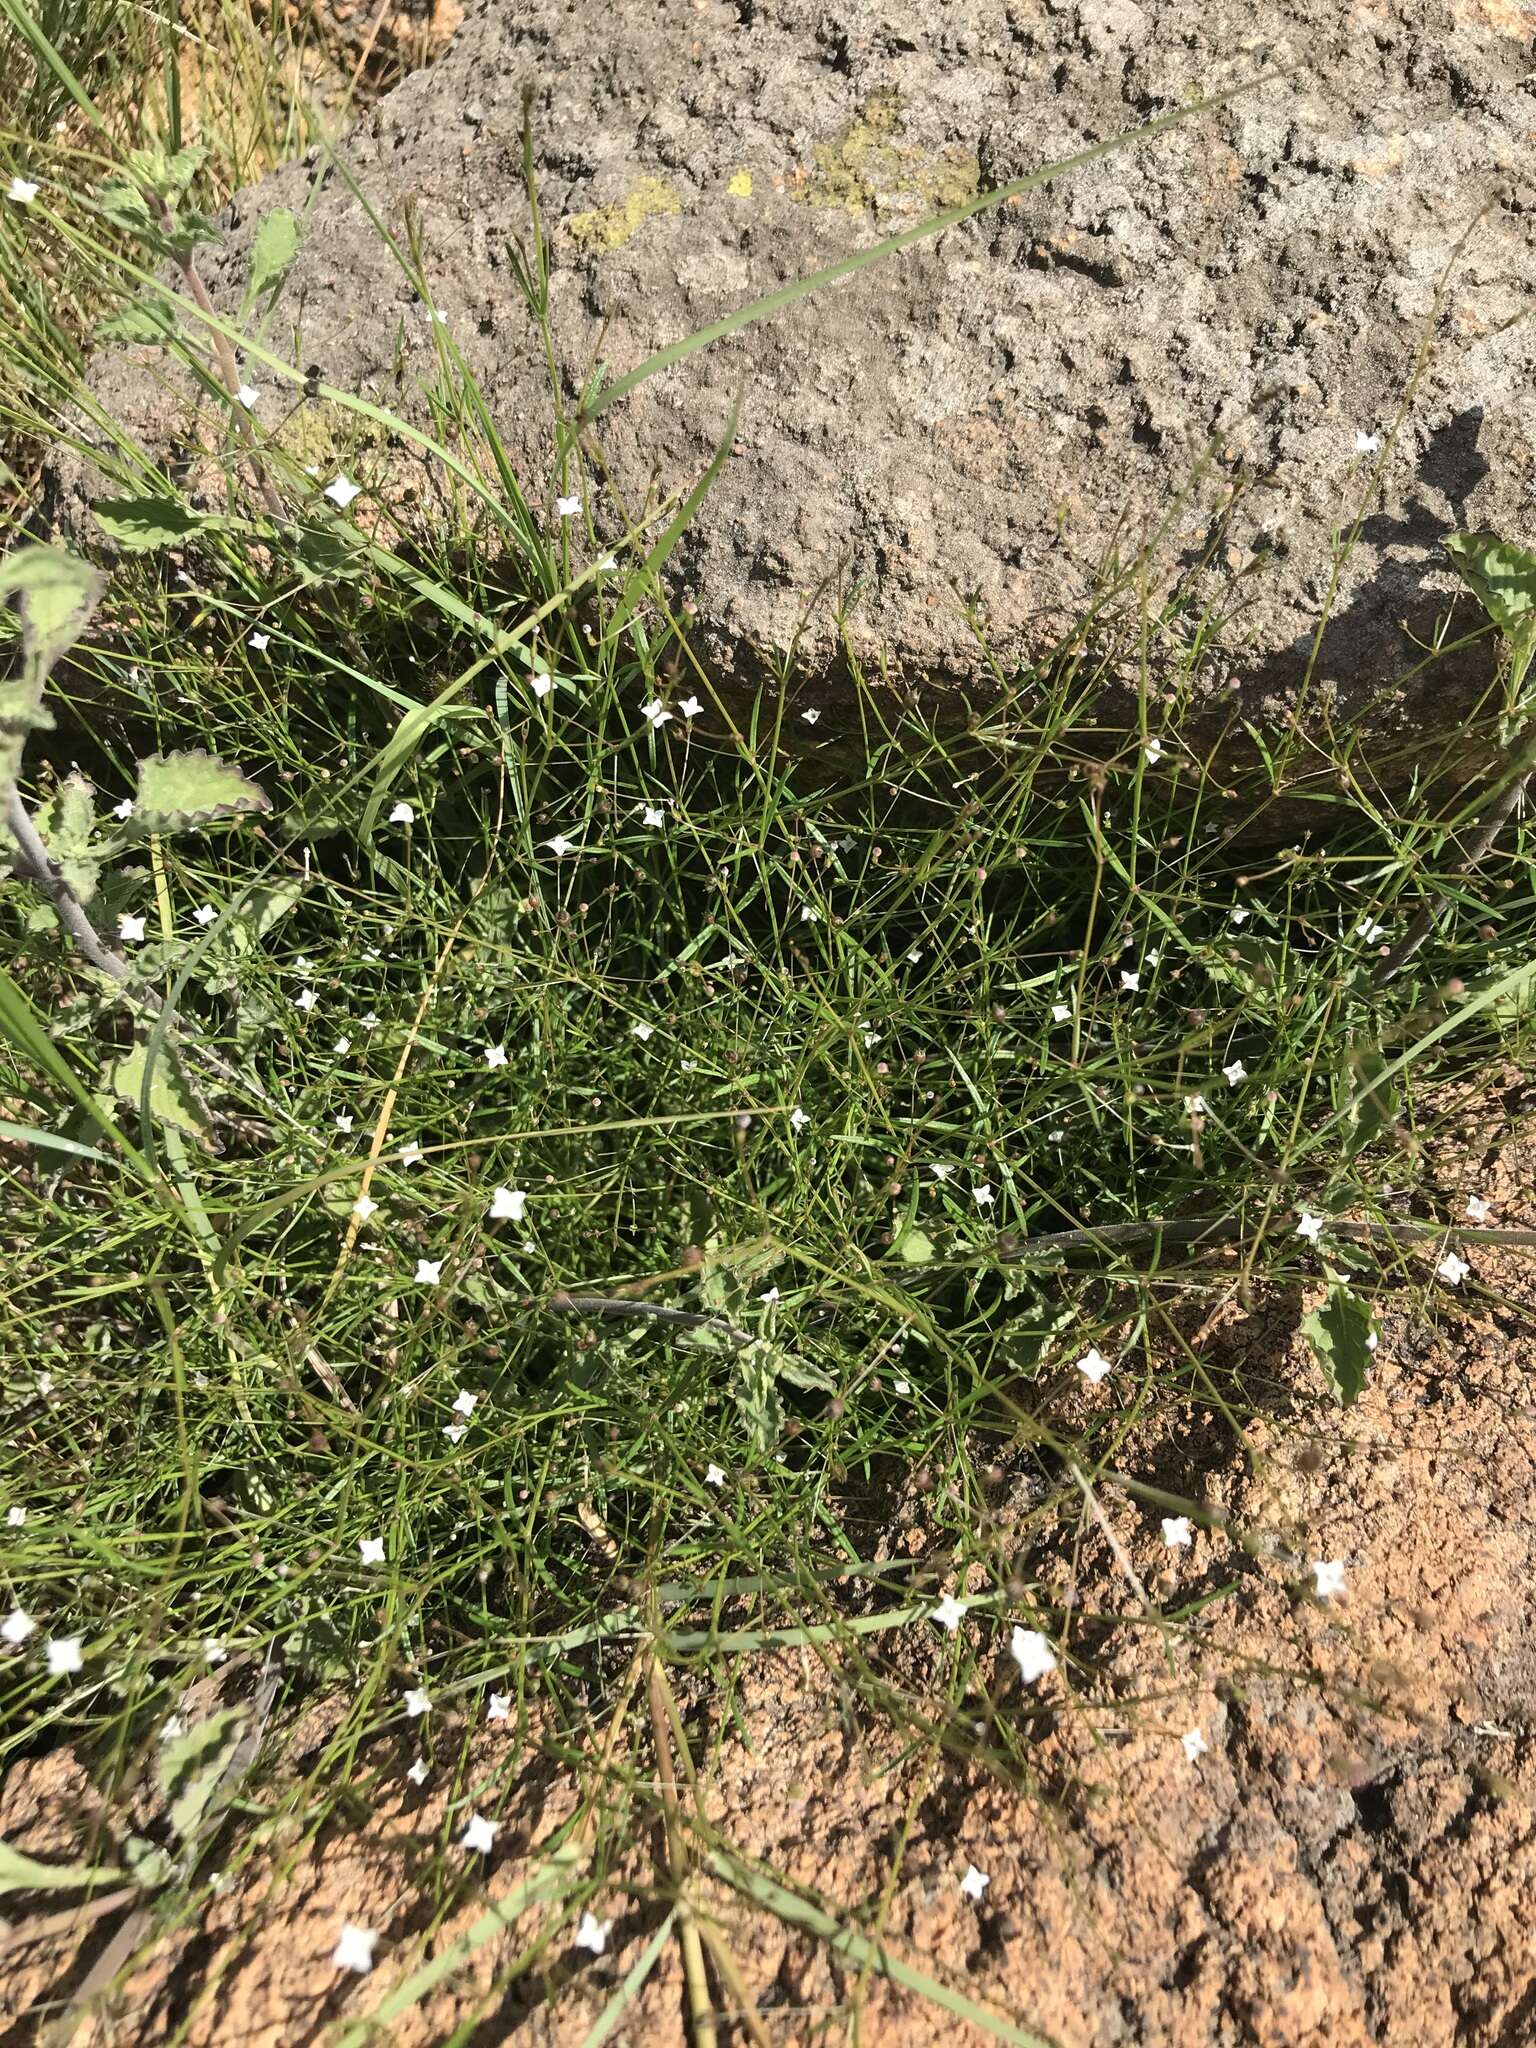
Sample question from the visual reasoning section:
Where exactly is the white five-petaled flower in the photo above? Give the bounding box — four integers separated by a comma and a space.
930, 1163, 952, 1181
248, 631, 270, 651
486, 1692, 510, 1722
1436, 1251, 1469, 1287
1466, 1194, 1491, 1224
1311, 1559, 1347, 1600
531, 670, 553, 698
1010, 1626, 1057, 1683
1181, 1727, 1209, 1762
930, 1593, 968, 1633
296, 987, 319, 1013
959, 1864, 991, 1900
678, 695, 703, 718
1354, 429, 1381, 454
403, 1687, 431, 1718
1222, 1059, 1248, 1086
325, 474, 362, 508
8, 176, 40, 204
331, 1923, 378, 1974
484, 1044, 508, 1069
234, 384, 258, 408
193, 903, 217, 927
388, 800, 415, 825
1161, 1516, 1193, 1549
112, 799, 134, 821
1076, 1348, 1113, 1384
414, 1259, 443, 1286
1296, 1212, 1323, 1242
2, 1608, 35, 1646
460, 1812, 499, 1854
554, 494, 581, 518
1229, 908, 1250, 927
704, 1463, 725, 1487
641, 698, 672, 727
119, 914, 146, 944
358, 1536, 386, 1566
452, 1389, 477, 1417
46, 1636, 83, 1676
490, 1186, 527, 1221
352, 1194, 378, 1223
972, 1182, 994, 1208
1120, 969, 1141, 992
545, 834, 577, 857
574, 1910, 612, 1955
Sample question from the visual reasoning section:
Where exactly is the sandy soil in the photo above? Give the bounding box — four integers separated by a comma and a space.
4, 1131, 1535, 2045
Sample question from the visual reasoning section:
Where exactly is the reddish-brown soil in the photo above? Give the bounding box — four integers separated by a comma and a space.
5, 1135, 1535, 2045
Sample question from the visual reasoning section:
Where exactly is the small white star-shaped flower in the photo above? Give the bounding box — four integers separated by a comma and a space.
972, 1182, 994, 1208
234, 384, 258, 408
2, 1607, 36, 1645
333, 1036, 351, 1057
892, 1377, 911, 1394
1120, 969, 1140, 991
1181, 1727, 1209, 1762
545, 834, 577, 857
802, 707, 821, 725
1436, 1251, 1469, 1286
325, 475, 362, 508
8, 176, 40, 203
296, 987, 319, 1012
484, 1044, 508, 1069
335, 1113, 354, 1134
530, 671, 553, 698
1076, 1348, 1113, 1383
443, 1422, 468, 1444
1229, 908, 1250, 926
789, 1107, 810, 1132
331, 1924, 378, 1973
399, 1142, 423, 1167
1161, 1516, 1193, 1549
1222, 1059, 1248, 1087
46, 1636, 83, 1676
631, 1021, 654, 1041
1354, 919, 1386, 944
704, 1463, 725, 1487
642, 805, 666, 828
460, 1811, 499, 1853
406, 1757, 429, 1786
352, 1194, 378, 1223
112, 798, 134, 821
248, 631, 270, 651
641, 699, 672, 727
358, 1536, 386, 1566
679, 695, 703, 717
574, 1910, 612, 1954
119, 914, 147, 943
1296, 1212, 1323, 1242
414, 1259, 443, 1286
7, 1506, 25, 1527
554, 494, 581, 518
758, 1285, 780, 1303
929, 1163, 952, 1181
1010, 1626, 1057, 1683
930, 1594, 968, 1633
1354, 429, 1381, 454
403, 1687, 431, 1718
192, 903, 217, 927
1184, 1093, 1206, 1113
1144, 737, 1163, 764
486, 1692, 510, 1722
36, 1371, 53, 1396
388, 800, 415, 825
490, 1186, 527, 1221
1051, 1002, 1072, 1023
452, 1389, 478, 1417
1465, 1195, 1491, 1224
160, 1714, 186, 1742
1311, 1559, 1347, 1600
204, 1637, 227, 1665
959, 1864, 990, 1900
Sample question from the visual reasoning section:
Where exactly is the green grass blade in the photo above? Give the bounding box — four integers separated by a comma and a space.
606, 395, 742, 637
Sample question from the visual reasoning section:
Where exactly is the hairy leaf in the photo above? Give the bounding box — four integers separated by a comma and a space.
92, 495, 220, 552
1302, 1286, 1376, 1408
96, 298, 180, 345
246, 208, 300, 307
34, 771, 102, 905
1447, 531, 1536, 649
103, 1036, 212, 1141
132, 750, 269, 831
0, 1839, 124, 1896
158, 1706, 247, 1844
0, 547, 101, 829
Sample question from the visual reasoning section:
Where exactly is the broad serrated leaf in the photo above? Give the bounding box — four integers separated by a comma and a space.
0, 1839, 124, 1895
0, 547, 102, 798
246, 207, 300, 307
733, 1339, 784, 1452
92, 495, 220, 552
96, 298, 180, 345
1447, 531, 1536, 648
103, 1035, 212, 1141
34, 772, 102, 904
132, 750, 269, 831
1302, 1286, 1376, 1408
157, 1706, 247, 1844
1339, 1043, 1400, 1160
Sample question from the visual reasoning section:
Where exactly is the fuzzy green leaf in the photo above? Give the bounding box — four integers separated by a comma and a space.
103, 1036, 212, 1141
1302, 1286, 1376, 1408
34, 771, 102, 905
92, 495, 220, 552
158, 1706, 247, 1844
0, 547, 101, 825
0, 1839, 124, 1896
96, 298, 180, 346
1447, 531, 1536, 649
132, 750, 269, 832
247, 208, 300, 307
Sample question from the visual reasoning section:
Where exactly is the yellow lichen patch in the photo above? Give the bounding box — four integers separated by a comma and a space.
726, 168, 753, 197
564, 174, 682, 253
790, 91, 980, 216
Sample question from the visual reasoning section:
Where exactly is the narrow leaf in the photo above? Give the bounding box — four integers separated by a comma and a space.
0, 1839, 124, 1896
606, 394, 740, 636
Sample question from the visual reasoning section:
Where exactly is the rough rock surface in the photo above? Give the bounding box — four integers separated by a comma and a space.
54, 0, 1536, 733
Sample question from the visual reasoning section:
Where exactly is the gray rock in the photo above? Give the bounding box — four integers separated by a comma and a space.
51, 0, 1536, 742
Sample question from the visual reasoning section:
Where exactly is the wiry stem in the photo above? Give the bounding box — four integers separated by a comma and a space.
5, 785, 136, 987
